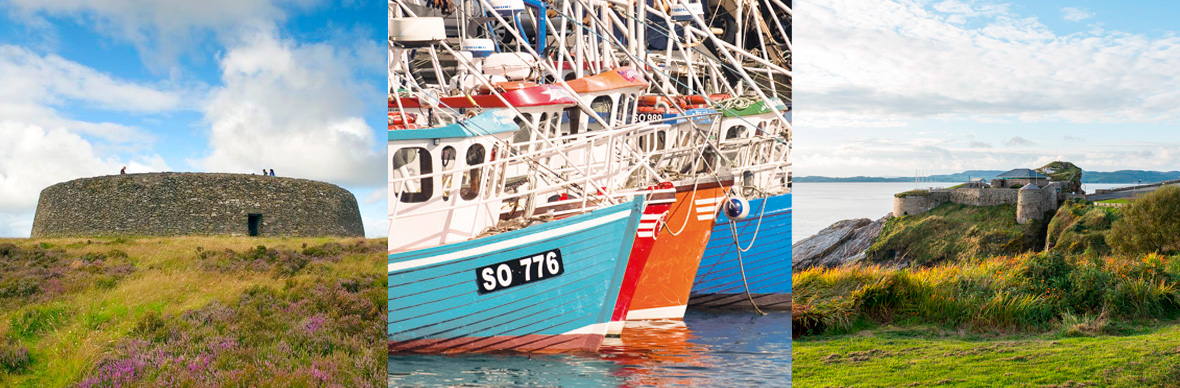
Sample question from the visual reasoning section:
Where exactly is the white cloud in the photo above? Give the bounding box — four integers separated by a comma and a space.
797, 0, 1180, 125
0, 45, 185, 143
193, 30, 383, 187
0, 45, 180, 236
0, 122, 170, 236
1001, 136, 1036, 147
1062, 7, 1094, 22
4, 0, 321, 68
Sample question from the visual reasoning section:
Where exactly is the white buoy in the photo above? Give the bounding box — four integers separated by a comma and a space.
723, 196, 751, 220
389, 17, 445, 47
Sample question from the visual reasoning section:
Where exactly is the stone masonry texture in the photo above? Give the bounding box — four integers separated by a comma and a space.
31, 173, 364, 237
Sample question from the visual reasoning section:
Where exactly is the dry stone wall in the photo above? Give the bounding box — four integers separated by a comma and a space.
31, 173, 364, 237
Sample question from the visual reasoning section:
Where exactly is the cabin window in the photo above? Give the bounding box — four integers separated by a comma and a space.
441, 146, 456, 200
392, 147, 433, 203
619, 94, 635, 124
726, 125, 750, 140
486, 144, 499, 199
537, 113, 550, 136
461, 144, 486, 201
590, 96, 612, 126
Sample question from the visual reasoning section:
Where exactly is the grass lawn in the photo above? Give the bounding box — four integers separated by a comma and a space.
794, 323, 1180, 388
0, 236, 386, 387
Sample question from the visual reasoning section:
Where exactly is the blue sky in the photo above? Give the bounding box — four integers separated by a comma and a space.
796, 0, 1180, 178
0, 0, 388, 237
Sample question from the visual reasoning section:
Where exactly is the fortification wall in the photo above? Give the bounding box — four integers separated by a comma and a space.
893, 191, 950, 217
31, 173, 364, 237
894, 183, 1067, 223
948, 187, 1019, 207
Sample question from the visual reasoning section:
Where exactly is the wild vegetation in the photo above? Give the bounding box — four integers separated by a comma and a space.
1109, 185, 1180, 255
1045, 199, 1121, 255
865, 203, 1047, 266
0, 237, 386, 387
793, 252, 1180, 336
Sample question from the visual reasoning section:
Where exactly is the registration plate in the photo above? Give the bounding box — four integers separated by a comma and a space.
632, 113, 664, 122
476, 248, 565, 294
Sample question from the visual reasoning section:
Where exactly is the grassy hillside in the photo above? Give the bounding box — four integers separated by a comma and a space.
1045, 199, 1121, 255
0, 237, 386, 387
1039, 161, 1083, 183
865, 203, 1047, 266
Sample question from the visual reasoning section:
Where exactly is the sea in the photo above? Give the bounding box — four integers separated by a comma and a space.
792, 182, 1136, 242
388, 310, 792, 387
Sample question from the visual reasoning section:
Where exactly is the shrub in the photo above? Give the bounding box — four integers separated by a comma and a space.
1109, 185, 1180, 255
0, 342, 31, 373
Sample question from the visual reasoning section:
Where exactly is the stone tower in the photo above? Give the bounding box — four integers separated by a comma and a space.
1016, 184, 1043, 224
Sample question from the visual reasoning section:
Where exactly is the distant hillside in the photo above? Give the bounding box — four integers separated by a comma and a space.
798, 169, 1180, 184
1083, 170, 1180, 183
796, 170, 1004, 183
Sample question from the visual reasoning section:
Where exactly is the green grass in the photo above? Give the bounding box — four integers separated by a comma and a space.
793, 323, 1180, 387
1097, 199, 1131, 204
1045, 200, 1121, 255
894, 189, 930, 198
0, 236, 386, 387
865, 203, 1047, 266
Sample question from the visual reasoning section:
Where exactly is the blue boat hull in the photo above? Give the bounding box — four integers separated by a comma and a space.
388, 198, 645, 353
689, 193, 791, 311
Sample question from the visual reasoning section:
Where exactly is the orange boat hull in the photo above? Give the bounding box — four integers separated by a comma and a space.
626, 179, 731, 321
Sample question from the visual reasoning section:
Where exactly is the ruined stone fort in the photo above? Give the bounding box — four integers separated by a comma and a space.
31, 173, 364, 237
894, 167, 1084, 224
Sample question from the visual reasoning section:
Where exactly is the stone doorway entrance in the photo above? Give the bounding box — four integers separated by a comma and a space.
248, 214, 262, 236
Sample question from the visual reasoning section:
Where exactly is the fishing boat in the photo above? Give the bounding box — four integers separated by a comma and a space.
606, 183, 676, 334
691, 192, 791, 311
626, 174, 733, 321
690, 97, 792, 312
389, 0, 792, 341
388, 197, 646, 353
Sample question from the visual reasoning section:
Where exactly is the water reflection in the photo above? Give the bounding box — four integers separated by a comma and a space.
388, 311, 791, 387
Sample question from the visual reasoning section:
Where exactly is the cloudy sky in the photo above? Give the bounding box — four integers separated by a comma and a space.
796, 0, 1180, 177
0, 0, 387, 237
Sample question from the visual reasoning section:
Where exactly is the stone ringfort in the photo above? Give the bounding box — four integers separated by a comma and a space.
31, 173, 364, 237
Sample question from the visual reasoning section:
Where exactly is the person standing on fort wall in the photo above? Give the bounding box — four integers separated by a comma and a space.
270, 169, 275, 177
120, 166, 126, 175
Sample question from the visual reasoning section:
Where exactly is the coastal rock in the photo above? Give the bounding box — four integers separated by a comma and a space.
792, 216, 887, 270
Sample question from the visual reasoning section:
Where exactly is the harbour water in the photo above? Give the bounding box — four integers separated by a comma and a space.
388, 310, 791, 387
793, 182, 1135, 242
